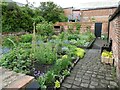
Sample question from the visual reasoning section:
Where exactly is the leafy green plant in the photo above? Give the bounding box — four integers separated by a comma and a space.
20, 34, 32, 43
53, 57, 71, 75
36, 22, 54, 36
0, 47, 31, 74
58, 32, 68, 41
75, 48, 85, 58
101, 34, 107, 40
69, 40, 77, 45
68, 24, 74, 33
18, 43, 31, 48
76, 40, 86, 46
62, 69, 70, 77
34, 42, 57, 64
45, 71, 55, 86
3, 36, 17, 48
76, 23, 81, 31
37, 76, 46, 89
68, 34, 78, 40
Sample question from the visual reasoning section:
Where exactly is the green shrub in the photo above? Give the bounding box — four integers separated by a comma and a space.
37, 76, 46, 89
53, 58, 71, 75
44, 71, 55, 86
33, 16, 45, 24
62, 69, 70, 77
18, 43, 32, 48
68, 34, 78, 40
2, 2, 33, 32
3, 36, 18, 48
20, 34, 32, 43
76, 23, 81, 31
34, 42, 57, 64
58, 32, 69, 41
36, 22, 54, 36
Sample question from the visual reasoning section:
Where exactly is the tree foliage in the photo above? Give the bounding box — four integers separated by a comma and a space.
36, 21, 54, 36
2, 1, 67, 32
2, 2, 33, 32
39, 2, 67, 23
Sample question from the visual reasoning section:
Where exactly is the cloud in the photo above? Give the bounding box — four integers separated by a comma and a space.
12, 0, 120, 8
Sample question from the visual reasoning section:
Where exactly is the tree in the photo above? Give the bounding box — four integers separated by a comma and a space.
39, 2, 67, 23
2, 2, 33, 32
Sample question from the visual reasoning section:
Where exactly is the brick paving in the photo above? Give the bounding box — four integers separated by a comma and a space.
60, 49, 119, 89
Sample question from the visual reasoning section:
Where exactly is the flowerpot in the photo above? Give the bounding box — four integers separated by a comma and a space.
108, 57, 113, 65
101, 56, 109, 64
101, 56, 113, 65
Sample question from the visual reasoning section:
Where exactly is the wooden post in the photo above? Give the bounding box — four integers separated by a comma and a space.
31, 22, 36, 66
32, 22, 36, 52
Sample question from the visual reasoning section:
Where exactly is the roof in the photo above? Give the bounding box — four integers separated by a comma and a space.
73, 9, 80, 11
81, 7, 117, 11
109, 2, 120, 21
63, 7, 73, 9
74, 1, 119, 10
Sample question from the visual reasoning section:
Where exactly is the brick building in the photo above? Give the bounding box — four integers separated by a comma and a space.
81, 7, 116, 34
109, 4, 120, 84
63, 7, 73, 17
63, 7, 117, 36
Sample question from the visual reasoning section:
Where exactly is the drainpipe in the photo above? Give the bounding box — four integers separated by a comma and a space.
107, 19, 110, 43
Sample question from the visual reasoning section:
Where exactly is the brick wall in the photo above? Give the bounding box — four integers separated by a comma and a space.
81, 8, 116, 34
109, 11, 120, 85
64, 8, 73, 17
64, 7, 116, 34
55, 22, 95, 33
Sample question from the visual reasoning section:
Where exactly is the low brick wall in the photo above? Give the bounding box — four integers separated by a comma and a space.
55, 21, 109, 34
54, 22, 95, 33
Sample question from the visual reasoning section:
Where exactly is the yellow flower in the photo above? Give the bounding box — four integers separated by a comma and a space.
62, 55, 68, 59
55, 80, 60, 88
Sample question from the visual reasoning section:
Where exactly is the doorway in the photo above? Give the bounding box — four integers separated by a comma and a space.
95, 23, 102, 37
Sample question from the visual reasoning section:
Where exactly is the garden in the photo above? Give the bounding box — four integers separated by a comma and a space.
1, 1, 95, 89
0, 21, 95, 89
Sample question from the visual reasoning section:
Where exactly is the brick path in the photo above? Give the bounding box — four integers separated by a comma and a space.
61, 49, 119, 89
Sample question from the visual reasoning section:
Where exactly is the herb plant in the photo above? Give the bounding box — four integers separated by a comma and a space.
34, 42, 57, 65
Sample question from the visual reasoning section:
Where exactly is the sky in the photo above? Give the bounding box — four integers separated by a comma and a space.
12, 0, 120, 9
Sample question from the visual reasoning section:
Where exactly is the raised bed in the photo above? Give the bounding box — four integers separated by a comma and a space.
77, 38, 96, 49
60, 57, 80, 83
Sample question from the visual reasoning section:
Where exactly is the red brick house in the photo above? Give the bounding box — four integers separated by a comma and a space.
109, 4, 120, 84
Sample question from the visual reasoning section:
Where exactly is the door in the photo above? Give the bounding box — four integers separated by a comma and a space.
95, 23, 102, 37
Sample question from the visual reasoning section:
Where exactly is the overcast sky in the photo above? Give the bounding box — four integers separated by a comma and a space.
12, 0, 120, 8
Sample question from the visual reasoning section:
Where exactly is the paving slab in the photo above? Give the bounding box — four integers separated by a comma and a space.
0, 67, 39, 89
61, 49, 119, 89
